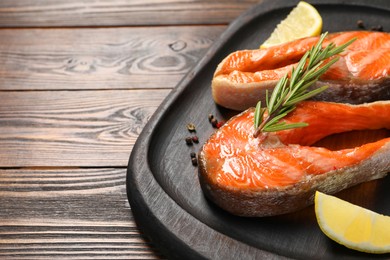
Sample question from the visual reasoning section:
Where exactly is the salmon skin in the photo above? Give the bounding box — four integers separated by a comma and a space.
198, 101, 390, 217
212, 31, 390, 111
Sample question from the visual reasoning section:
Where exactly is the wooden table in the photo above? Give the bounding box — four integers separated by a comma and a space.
0, 0, 260, 258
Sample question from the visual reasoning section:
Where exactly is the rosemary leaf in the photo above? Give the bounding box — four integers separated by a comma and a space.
263, 122, 308, 132
268, 74, 288, 113
254, 101, 264, 128
284, 85, 329, 106
327, 38, 356, 56
263, 110, 292, 130
284, 78, 323, 103
290, 51, 309, 85
287, 80, 310, 98
305, 57, 339, 80
278, 105, 296, 115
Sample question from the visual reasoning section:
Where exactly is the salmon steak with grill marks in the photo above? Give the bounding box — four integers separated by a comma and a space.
212, 31, 390, 111
198, 101, 390, 217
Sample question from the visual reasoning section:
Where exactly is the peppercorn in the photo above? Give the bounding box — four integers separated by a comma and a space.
357, 20, 365, 29
208, 114, 214, 122
190, 152, 196, 158
371, 25, 383, 32
185, 137, 193, 145
187, 123, 196, 132
211, 118, 218, 128
191, 157, 198, 166
191, 135, 199, 143
216, 121, 224, 129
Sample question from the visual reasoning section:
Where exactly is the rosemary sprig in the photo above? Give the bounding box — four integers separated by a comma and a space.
253, 32, 355, 138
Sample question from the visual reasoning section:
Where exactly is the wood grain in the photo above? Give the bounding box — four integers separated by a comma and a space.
0, 26, 224, 90
0, 89, 170, 167
0, 168, 163, 259
0, 0, 260, 27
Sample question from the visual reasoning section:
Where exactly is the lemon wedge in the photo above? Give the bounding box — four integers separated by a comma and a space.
260, 1, 322, 48
315, 191, 390, 254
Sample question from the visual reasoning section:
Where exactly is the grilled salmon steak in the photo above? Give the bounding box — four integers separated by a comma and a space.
212, 31, 390, 111
198, 101, 390, 217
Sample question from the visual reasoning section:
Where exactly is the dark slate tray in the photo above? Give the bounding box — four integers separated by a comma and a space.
126, 0, 390, 259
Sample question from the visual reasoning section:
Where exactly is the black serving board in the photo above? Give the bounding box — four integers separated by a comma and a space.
126, 0, 390, 259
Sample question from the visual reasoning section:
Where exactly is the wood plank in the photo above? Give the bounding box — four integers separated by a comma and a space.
0, 26, 224, 91
0, 89, 169, 167
0, 0, 260, 27
0, 168, 162, 259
